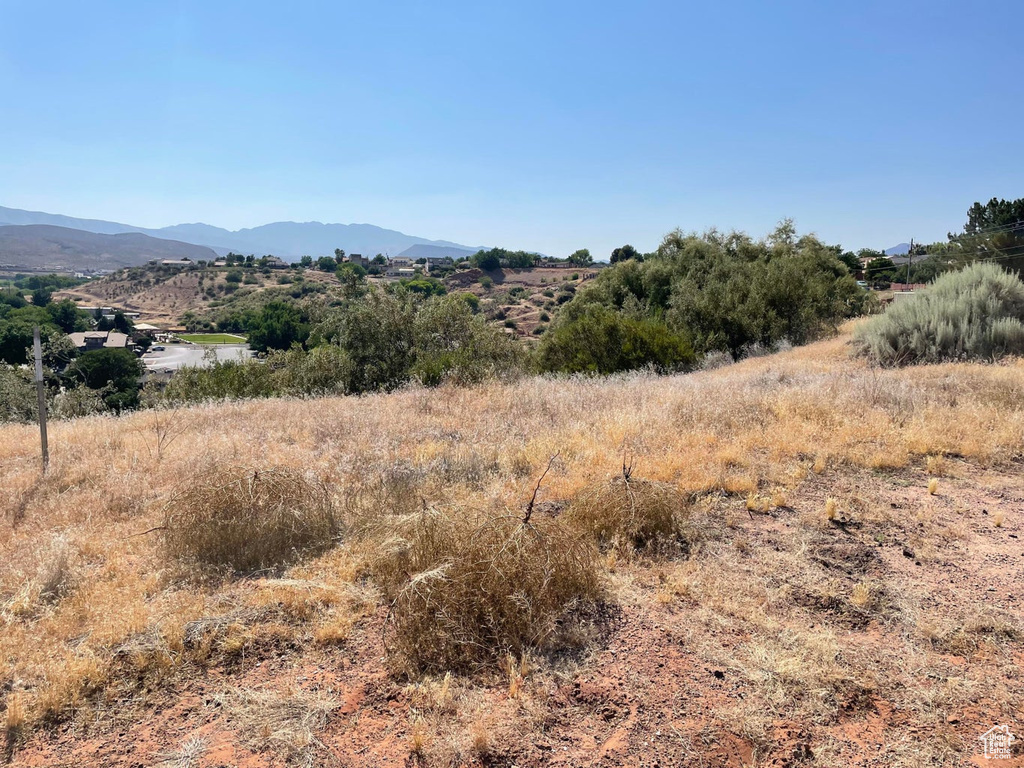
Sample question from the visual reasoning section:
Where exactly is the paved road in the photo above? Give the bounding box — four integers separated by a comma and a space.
142, 343, 253, 372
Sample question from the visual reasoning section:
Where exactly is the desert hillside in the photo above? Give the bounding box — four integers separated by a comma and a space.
0, 225, 218, 271
2, 329, 1023, 767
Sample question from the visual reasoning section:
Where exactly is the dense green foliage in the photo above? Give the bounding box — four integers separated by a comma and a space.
166, 289, 522, 402
246, 301, 310, 353
855, 263, 1024, 365
470, 247, 538, 270
948, 197, 1024, 274
0, 297, 89, 365
568, 249, 593, 266
64, 348, 145, 411
0, 364, 37, 422
610, 244, 642, 263
539, 224, 867, 370
536, 304, 694, 374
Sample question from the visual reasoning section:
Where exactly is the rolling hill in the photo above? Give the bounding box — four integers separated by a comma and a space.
0, 225, 218, 271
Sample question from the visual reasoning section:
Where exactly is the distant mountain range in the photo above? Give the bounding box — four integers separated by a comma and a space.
884, 243, 911, 256
0, 204, 486, 262
0, 225, 218, 271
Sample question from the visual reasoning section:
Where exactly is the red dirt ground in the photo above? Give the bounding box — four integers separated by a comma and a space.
9, 464, 1024, 767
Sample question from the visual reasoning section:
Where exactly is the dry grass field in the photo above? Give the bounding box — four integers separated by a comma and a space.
55, 269, 340, 326
2, 325, 1023, 767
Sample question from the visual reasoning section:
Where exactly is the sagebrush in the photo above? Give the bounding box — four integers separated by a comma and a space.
855, 262, 1024, 365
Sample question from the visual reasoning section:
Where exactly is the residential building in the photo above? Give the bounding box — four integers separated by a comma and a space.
67, 331, 131, 351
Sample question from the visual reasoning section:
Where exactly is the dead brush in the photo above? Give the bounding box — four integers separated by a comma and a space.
162, 467, 337, 573
220, 686, 337, 768
564, 459, 690, 555
3, 537, 75, 619
372, 505, 600, 675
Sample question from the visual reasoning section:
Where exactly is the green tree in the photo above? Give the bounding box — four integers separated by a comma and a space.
473, 249, 502, 271
547, 225, 865, 364
112, 311, 133, 334
411, 295, 522, 385
65, 348, 143, 411
334, 248, 346, 265
400, 278, 446, 297
610, 244, 641, 263
247, 301, 310, 353
0, 319, 35, 365
317, 256, 337, 272
300, 255, 314, 268
312, 290, 416, 393
568, 249, 593, 266
537, 304, 694, 374
47, 299, 88, 333
950, 197, 1024, 274
31, 287, 52, 307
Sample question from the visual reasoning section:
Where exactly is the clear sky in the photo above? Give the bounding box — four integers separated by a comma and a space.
1, 0, 1021, 257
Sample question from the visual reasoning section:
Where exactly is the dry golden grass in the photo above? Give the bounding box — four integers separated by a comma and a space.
220, 686, 337, 767
1, 325, 1023, 762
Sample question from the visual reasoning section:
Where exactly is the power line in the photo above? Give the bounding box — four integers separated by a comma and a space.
857, 243, 1024, 277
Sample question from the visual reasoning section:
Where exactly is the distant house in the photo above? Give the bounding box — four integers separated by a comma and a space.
423, 255, 454, 273
68, 331, 130, 351
386, 256, 416, 276
159, 258, 193, 268
78, 306, 141, 321
212, 259, 227, 267
347, 254, 370, 268
265, 256, 289, 269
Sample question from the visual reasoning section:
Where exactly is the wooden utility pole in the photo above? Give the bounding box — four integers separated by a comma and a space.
33, 326, 49, 470
906, 239, 914, 288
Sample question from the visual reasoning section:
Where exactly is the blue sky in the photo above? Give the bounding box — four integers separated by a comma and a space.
1, 0, 1021, 257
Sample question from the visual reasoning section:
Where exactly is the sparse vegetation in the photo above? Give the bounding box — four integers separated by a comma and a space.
2, 321, 1023, 767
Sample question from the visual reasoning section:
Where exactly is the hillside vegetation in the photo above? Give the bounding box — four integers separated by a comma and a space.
538, 224, 870, 373
2, 329, 1022, 766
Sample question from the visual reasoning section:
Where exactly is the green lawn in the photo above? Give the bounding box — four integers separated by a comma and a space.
177, 333, 248, 344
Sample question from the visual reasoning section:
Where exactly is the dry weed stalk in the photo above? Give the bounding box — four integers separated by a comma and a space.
152, 735, 208, 768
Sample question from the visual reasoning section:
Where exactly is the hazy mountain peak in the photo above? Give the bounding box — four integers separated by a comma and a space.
0, 204, 486, 260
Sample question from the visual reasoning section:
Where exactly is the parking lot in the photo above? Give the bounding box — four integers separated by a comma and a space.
142, 343, 253, 372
